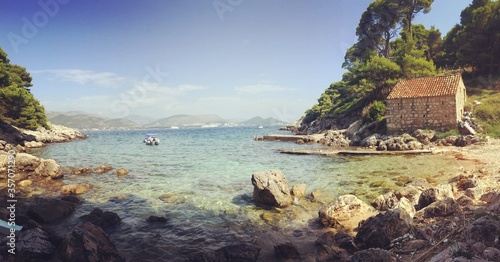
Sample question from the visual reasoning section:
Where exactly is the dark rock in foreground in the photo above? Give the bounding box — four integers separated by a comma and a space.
27, 197, 76, 223
58, 222, 124, 262
349, 248, 397, 262
355, 208, 413, 249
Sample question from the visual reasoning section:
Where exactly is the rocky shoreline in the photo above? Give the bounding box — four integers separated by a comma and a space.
0, 121, 499, 261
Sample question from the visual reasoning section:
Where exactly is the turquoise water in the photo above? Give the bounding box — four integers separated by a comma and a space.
30, 127, 468, 261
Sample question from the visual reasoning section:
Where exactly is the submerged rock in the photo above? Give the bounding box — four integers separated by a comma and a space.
58, 222, 124, 262
116, 168, 129, 176
318, 194, 377, 229
274, 242, 301, 260
61, 183, 91, 195
251, 170, 293, 208
80, 208, 121, 230
95, 164, 113, 173
314, 232, 353, 262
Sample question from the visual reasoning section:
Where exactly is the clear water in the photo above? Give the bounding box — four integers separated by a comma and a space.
29, 127, 469, 261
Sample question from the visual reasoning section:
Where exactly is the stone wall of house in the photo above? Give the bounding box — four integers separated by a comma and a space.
455, 80, 467, 121
386, 95, 459, 133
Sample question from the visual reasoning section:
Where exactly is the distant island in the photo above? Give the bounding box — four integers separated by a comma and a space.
47, 111, 288, 130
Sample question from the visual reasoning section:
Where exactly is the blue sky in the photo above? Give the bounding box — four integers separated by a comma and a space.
0, 0, 472, 122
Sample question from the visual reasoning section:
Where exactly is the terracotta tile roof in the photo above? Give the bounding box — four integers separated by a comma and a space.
387, 74, 462, 99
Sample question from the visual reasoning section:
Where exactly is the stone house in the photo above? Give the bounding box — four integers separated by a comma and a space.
385, 74, 467, 133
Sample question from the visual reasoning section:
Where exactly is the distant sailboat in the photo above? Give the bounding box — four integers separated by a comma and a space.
258, 125, 263, 129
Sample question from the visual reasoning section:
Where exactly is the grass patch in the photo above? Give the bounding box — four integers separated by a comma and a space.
436, 129, 461, 139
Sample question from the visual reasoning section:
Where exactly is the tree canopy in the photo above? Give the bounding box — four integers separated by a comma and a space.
0, 47, 48, 130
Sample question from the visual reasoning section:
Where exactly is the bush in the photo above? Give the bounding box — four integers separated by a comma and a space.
366, 100, 386, 123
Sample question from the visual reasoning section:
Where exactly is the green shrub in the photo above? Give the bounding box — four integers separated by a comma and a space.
366, 100, 386, 122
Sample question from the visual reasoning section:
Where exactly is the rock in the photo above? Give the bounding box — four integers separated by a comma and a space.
251, 170, 293, 208
274, 242, 301, 260
215, 243, 261, 262
290, 184, 307, 198
397, 197, 416, 218
80, 208, 121, 230
361, 135, 378, 147
355, 208, 413, 249
394, 186, 422, 206
71, 167, 93, 175
484, 247, 500, 261
27, 197, 76, 223
116, 168, 128, 176
61, 195, 81, 204
405, 178, 431, 191
95, 164, 113, 173
480, 190, 500, 204
423, 197, 459, 218
371, 192, 398, 211
58, 222, 124, 262
146, 216, 168, 223
344, 120, 363, 139
467, 216, 500, 245
158, 193, 186, 204
403, 239, 428, 251
314, 232, 353, 261
18, 179, 33, 187
318, 194, 377, 229
349, 248, 397, 262
14, 227, 56, 260
24, 141, 44, 148
61, 183, 91, 195
307, 189, 322, 202
15, 153, 41, 172
456, 195, 474, 207
412, 129, 436, 144
417, 184, 455, 210
35, 158, 63, 179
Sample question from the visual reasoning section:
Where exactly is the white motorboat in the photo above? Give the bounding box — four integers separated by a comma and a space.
144, 134, 160, 145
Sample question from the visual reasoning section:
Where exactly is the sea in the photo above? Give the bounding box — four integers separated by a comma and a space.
29, 126, 471, 261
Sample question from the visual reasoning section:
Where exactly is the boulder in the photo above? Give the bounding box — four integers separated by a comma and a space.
314, 232, 353, 262
397, 197, 416, 218
158, 193, 186, 204
58, 222, 124, 262
80, 208, 121, 231
61, 183, 91, 195
251, 170, 293, 208
24, 141, 44, 148
318, 194, 377, 229
274, 242, 301, 260
215, 243, 261, 262
15, 153, 41, 172
71, 167, 93, 175
290, 184, 307, 198
371, 192, 398, 211
349, 248, 398, 262
13, 227, 56, 260
467, 216, 500, 245
35, 159, 63, 179
394, 186, 422, 206
116, 168, 129, 176
95, 164, 113, 173
146, 216, 168, 223
355, 208, 413, 249
412, 129, 436, 144
422, 197, 460, 218
361, 135, 379, 148
417, 184, 455, 210
484, 247, 500, 261
27, 197, 76, 223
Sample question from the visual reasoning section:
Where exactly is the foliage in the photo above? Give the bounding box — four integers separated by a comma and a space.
436, 129, 461, 139
472, 91, 500, 137
0, 47, 48, 130
303, 0, 499, 132
366, 100, 386, 122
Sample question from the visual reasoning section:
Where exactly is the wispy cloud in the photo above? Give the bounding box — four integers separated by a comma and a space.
32, 69, 127, 88
235, 83, 294, 95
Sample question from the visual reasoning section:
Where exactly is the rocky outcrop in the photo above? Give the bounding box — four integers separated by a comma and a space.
318, 194, 377, 229
12, 227, 56, 260
95, 164, 113, 173
58, 222, 124, 262
80, 208, 121, 231
21, 123, 87, 143
251, 170, 293, 208
417, 184, 455, 210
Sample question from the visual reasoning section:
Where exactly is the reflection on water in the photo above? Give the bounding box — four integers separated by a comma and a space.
29, 127, 471, 260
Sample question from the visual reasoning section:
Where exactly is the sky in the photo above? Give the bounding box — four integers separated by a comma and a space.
0, 0, 473, 123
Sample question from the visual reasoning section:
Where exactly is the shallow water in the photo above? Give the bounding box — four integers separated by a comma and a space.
30, 127, 470, 261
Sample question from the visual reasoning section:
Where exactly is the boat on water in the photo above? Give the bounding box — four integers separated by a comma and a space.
258, 125, 264, 129
170, 126, 179, 129
144, 134, 160, 145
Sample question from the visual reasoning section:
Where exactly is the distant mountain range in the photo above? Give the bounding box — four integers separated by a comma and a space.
47, 112, 288, 130
240, 116, 288, 126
